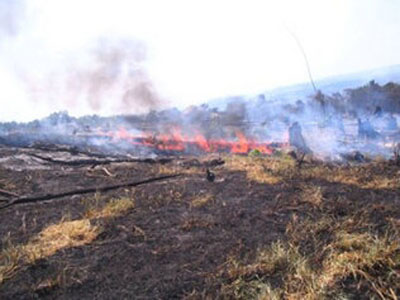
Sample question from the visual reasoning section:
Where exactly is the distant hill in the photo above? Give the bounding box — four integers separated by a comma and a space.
207, 64, 400, 109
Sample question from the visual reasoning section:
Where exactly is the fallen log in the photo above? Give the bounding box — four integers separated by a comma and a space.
30, 153, 173, 166
28, 142, 116, 158
0, 174, 181, 210
29, 143, 162, 161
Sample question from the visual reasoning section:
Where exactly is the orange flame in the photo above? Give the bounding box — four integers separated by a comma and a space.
97, 126, 279, 155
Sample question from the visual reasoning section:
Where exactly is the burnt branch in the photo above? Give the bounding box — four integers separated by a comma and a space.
0, 174, 181, 210
30, 153, 173, 166
28, 143, 133, 159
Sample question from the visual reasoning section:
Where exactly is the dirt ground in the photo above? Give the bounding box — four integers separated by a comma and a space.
0, 146, 400, 299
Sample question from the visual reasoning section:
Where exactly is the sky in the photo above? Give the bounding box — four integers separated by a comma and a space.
1, 0, 400, 121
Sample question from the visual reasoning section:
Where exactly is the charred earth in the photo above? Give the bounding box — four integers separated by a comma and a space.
2, 81, 400, 298
1, 144, 400, 298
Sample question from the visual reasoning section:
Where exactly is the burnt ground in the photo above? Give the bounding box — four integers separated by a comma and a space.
0, 146, 400, 299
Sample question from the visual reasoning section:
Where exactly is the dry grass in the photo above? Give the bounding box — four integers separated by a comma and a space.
0, 235, 25, 284
0, 219, 100, 285
191, 194, 215, 208
300, 163, 400, 190
222, 241, 307, 299
24, 219, 100, 263
1, 196, 134, 285
136, 185, 184, 207
158, 164, 201, 175
299, 184, 324, 207
181, 217, 215, 231
318, 231, 400, 297
225, 155, 295, 184
221, 213, 400, 299
84, 196, 135, 219
226, 154, 400, 191
215, 155, 400, 298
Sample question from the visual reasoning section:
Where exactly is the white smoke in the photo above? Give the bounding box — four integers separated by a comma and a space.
0, 1, 163, 122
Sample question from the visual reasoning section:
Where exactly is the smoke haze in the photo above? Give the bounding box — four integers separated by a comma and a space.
1, 0, 400, 122
0, 0, 162, 121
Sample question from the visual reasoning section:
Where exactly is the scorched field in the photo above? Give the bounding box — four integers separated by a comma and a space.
0, 145, 400, 299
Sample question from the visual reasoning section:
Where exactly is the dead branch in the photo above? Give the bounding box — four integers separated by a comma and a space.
0, 174, 181, 210
30, 153, 173, 166
285, 26, 317, 93
101, 167, 115, 177
29, 143, 112, 158
393, 143, 400, 166
29, 143, 174, 163
0, 188, 19, 198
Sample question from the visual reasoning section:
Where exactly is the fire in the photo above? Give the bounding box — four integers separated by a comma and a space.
232, 131, 249, 153
97, 127, 278, 155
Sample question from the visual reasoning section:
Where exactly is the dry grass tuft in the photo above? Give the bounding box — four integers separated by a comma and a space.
157, 164, 179, 175
225, 155, 294, 184
300, 162, 400, 190
85, 197, 135, 219
225, 155, 400, 191
181, 217, 215, 231
1, 196, 134, 285
24, 219, 100, 263
99, 197, 134, 218
299, 184, 324, 207
0, 219, 100, 285
191, 194, 215, 208
158, 164, 201, 175
221, 214, 400, 299
318, 231, 400, 297
0, 235, 25, 284
222, 241, 309, 299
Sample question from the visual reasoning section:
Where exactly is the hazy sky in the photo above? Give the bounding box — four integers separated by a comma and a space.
1, 0, 400, 121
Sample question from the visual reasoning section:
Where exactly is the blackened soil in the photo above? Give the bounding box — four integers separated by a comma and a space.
0, 147, 399, 299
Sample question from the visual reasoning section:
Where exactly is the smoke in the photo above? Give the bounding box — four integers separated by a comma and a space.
0, 0, 24, 38
0, 1, 163, 122
63, 37, 161, 114
13, 37, 162, 119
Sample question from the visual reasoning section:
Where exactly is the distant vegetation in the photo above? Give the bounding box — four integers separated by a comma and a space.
312, 80, 400, 116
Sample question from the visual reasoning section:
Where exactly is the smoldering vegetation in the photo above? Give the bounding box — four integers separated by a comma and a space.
1, 80, 400, 160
